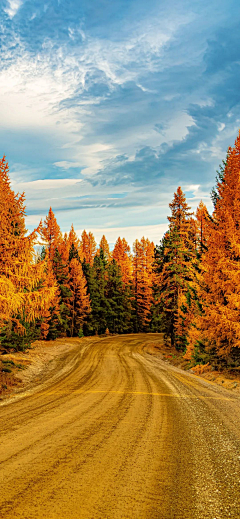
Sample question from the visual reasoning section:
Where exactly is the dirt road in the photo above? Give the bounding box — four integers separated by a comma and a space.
0, 334, 240, 519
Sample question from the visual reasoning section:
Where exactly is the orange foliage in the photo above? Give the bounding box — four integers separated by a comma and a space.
168, 186, 193, 234
39, 262, 60, 339
68, 258, 90, 336
0, 157, 58, 335
58, 232, 70, 264
97, 235, 111, 261
40, 207, 62, 261
133, 237, 155, 330
196, 201, 209, 253
67, 224, 82, 260
197, 132, 240, 356
80, 230, 97, 266
112, 237, 132, 284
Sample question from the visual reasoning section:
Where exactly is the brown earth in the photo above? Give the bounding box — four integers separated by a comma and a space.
0, 334, 240, 518
151, 343, 240, 393
0, 339, 80, 396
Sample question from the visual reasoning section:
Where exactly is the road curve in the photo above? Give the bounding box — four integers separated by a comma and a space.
0, 334, 240, 519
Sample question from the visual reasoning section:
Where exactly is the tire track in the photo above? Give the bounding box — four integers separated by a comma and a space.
1, 334, 240, 519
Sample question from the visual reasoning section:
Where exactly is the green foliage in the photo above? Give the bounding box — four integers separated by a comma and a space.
192, 341, 213, 366
105, 260, 133, 334
87, 250, 109, 335
154, 229, 181, 346
0, 320, 40, 351
49, 248, 72, 338
82, 253, 133, 336
40, 246, 46, 260
69, 243, 80, 262
78, 328, 84, 338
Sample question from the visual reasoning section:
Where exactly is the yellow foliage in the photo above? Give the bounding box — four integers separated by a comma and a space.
0, 157, 58, 336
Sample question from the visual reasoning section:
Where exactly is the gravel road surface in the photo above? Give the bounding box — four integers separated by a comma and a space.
0, 334, 240, 519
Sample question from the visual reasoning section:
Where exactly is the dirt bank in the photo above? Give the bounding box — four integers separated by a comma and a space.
0, 338, 83, 398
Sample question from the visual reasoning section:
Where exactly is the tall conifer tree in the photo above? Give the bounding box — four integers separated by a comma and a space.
112, 237, 132, 285
0, 158, 57, 348
155, 187, 197, 348
40, 207, 62, 261
195, 132, 240, 359
68, 259, 90, 337
133, 237, 155, 331
80, 231, 97, 266
98, 235, 111, 261
41, 208, 72, 337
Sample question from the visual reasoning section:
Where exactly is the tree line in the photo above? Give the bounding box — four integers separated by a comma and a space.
1, 131, 240, 366
0, 159, 155, 348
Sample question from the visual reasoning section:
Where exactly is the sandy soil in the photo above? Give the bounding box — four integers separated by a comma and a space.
150, 342, 240, 393
0, 338, 85, 398
0, 334, 240, 518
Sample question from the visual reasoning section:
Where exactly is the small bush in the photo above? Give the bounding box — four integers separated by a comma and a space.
192, 342, 212, 365
191, 363, 212, 375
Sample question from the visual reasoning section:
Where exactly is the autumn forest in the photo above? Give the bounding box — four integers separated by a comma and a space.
1, 132, 240, 368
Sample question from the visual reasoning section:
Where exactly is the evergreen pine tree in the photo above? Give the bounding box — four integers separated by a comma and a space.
82, 251, 108, 335
155, 187, 197, 348
105, 260, 132, 333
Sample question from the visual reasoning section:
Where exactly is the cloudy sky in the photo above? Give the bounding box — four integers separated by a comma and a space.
1, 0, 240, 246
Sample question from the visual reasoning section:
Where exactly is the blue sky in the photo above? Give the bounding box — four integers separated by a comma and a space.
1, 0, 240, 246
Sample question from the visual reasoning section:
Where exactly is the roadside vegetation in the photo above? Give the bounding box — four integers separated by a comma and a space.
1, 131, 240, 391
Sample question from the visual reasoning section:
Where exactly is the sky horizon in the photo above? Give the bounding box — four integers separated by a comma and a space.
1, 0, 240, 247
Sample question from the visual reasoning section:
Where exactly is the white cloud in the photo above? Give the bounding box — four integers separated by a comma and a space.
218, 122, 225, 132
14, 178, 82, 190
0, 13, 183, 130
25, 214, 44, 228
53, 162, 81, 170
4, 0, 22, 18
184, 184, 201, 195
75, 224, 168, 246
24, 219, 168, 246
0, 12, 195, 182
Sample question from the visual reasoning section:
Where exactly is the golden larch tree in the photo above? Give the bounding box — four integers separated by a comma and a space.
40, 207, 62, 261
133, 237, 155, 331
196, 200, 209, 254
0, 157, 57, 339
66, 224, 82, 262
80, 230, 97, 265
196, 132, 240, 357
39, 259, 61, 339
97, 235, 111, 261
68, 258, 91, 336
112, 237, 132, 285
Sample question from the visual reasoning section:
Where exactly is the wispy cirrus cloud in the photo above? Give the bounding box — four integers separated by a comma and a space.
1, 0, 240, 242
